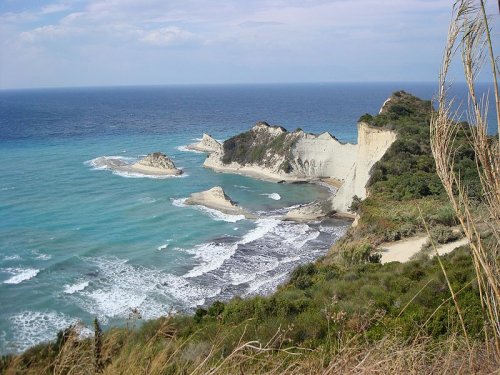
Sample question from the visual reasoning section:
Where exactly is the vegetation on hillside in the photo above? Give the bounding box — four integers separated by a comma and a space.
222, 122, 298, 172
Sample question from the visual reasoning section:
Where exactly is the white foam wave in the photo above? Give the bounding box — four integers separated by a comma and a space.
3, 255, 21, 261
77, 257, 215, 322
195, 205, 245, 223
184, 218, 280, 278
85, 156, 135, 170
3, 268, 40, 284
184, 242, 238, 278
112, 169, 188, 180
157, 244, 169, 251
32, 250, 52, 260
8, 311, 91, 353
176, 145, 204, 154
64, 281, 90, 294
241, 218, 280, 243
171, 197, 187, 207
260, 193, 281, 200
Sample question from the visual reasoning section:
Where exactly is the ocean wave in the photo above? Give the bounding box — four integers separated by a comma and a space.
184, 218, 280, 279
260, 193, 281, 200
76, 257, 217, 322
2, 255, 21, 261
32, 250, 52, 261
111, 169, 188, 180
184, 242, 238, 278
64, 281, 90, 294
3, 268, 40, 285
85, 155, 135, 170
8, 311, 91, 353
234, 184, 251, 190
157, 243, 169, 251
176, 145, 204, 154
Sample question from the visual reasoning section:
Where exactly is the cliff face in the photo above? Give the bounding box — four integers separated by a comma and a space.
330, 123, 397, 212
204, 122, 357, 181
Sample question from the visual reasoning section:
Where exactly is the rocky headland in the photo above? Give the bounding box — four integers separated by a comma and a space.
185, 186, 254, 218
202, 95, 400, 217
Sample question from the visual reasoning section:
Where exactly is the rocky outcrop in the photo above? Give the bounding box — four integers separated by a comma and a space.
204, 122, 357, 182
187, 134, 222, 153
185, 186, 253, 218
284, 200, 333, 221
131, 152, 183, 175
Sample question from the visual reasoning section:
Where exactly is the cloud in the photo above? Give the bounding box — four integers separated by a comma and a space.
140, 26, 198, 47
41, 2, 72, 15
239, 21, 285, 28
19, 25, 71, 43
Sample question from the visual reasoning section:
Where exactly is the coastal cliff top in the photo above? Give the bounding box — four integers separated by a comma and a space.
359, 91, 433, 129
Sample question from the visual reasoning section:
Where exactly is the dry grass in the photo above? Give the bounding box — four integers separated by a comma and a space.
4, 324, 498, 374
431, 0, 500, 356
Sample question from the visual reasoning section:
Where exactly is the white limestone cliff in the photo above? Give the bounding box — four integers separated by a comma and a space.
330, 123, 397, 212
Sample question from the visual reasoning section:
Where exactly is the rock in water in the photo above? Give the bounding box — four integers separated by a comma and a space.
132, 152, 183, 175
187, 134, 222, 153
185, 186, 254, 218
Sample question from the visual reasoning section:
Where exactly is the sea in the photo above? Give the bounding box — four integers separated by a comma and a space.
0, 82, 496, 354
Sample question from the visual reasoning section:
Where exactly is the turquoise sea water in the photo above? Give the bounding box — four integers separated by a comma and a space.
0, 83, 495, 353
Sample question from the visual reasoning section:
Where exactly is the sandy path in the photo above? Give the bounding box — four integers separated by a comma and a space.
379, 236, 468, 264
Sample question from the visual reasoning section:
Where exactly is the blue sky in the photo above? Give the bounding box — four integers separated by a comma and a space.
0, 0, 498, 89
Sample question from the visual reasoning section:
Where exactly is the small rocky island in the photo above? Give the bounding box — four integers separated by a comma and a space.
130, 152, 183, 176
185, 186, 253, 218
91, 152, 183, 176
187, 134, 222, 153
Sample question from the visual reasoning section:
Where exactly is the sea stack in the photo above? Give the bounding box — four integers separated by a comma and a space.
131, 152, 183, 176
187, 134, 222, 153
185, 186, 253, 218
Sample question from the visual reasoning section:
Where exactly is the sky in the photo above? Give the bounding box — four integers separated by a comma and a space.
0, 0, 498, 89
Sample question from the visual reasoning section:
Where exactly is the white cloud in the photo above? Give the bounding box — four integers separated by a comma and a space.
140, 26, 198, 47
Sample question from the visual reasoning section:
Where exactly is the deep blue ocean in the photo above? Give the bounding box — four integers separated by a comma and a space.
0, 82, 496, 353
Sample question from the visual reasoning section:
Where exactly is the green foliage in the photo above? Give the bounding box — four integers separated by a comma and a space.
349, 195, 362, 213
222, 124, 297, 171
366, 93, 480, 202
